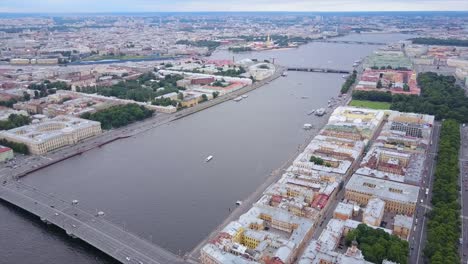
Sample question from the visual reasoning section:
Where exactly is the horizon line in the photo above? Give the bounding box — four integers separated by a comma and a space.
1, 10, 468, 14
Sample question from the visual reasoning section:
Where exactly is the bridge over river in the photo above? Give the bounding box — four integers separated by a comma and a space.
0, 181, 188, 264
287, 67, 351, 74
313, 40, 387, 45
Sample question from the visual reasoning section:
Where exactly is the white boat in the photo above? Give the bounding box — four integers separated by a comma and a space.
233, 96, 243, 102
282, 72, 288, 77
315, 108, 326, 116
307, 110, 315, 115
236, 200, 243, 205
303, 124, 313, 130
242, 95, 248, 99
342, 74, 349, 79
205, 155, 213, 162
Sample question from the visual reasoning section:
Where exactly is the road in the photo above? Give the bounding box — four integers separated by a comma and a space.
460, 125, 468, 264
409, 121, 441, 264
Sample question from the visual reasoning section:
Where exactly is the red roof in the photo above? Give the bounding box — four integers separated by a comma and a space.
311, 194, 329, 210
0, 146, 12, 153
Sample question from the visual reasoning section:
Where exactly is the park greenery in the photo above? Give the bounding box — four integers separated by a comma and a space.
152, 97, 178, 107
0, 114, 31, 130
214, 67, 246, 77
410, 37, 468, 47
0, 139, 29, 154
80, 72, 185, 103
349, 100, 391, 110
28, 80, 71, 98
352, 90, 393, 102
370, 65, 410, 71
309, 156, 331, 167
351, 73, 468, 122
175, 40, 221, 50
424, 119, 461, 264
228, 46, 253, 52
340, 70, 357, 94
81, 104, 153, 130
345, 224, 409, 264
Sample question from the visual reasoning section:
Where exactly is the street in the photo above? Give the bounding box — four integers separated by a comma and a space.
459, 125, 468, 264
409, 122, 441, 264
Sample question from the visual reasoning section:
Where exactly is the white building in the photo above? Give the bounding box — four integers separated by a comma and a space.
0, 116, 102, 154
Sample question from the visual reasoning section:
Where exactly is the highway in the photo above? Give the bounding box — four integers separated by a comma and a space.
410, 121, 441, 264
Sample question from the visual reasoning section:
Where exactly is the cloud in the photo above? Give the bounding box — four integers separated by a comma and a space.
0, 0, 466, 13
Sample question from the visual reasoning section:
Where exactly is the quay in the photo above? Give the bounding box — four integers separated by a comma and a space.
0, 181, 187, 264
0, 65, 286, 264
287, 67, 351, 74
8, 66, 285, 180
312, 40, 387, 45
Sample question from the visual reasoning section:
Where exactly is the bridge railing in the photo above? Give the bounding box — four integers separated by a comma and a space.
9, 181, 180, 258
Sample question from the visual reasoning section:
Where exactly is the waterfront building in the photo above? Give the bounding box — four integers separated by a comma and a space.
355, 69, 420, 95
0, 146, 14, 162
344, 174, 419, 215
0, 116, 102, 155
363, 50, 413, 69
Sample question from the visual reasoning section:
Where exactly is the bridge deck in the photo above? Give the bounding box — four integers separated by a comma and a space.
0, 181, 186, 264
287, 67, 351, 74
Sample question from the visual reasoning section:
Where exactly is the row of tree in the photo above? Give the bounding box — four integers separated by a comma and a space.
340, 70, 357, 94
0, 114, 31, 130
410, 37, 468, 47
345, 224, 409, 264
79, 73, 185, 103
351, 73, 468, 123
81, 104, 154, 130
424, 119, 461, 263
228, 47, 253, 52
0, 139, 29, 154
175, 40, 221, 50
27, 80, 71, 99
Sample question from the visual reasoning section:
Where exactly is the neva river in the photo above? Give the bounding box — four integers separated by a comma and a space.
0, 33, 413, 264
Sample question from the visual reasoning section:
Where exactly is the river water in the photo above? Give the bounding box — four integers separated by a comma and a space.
0, 33, 413, 264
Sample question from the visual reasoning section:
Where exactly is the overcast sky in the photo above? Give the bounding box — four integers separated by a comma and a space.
0, 0, 467, 13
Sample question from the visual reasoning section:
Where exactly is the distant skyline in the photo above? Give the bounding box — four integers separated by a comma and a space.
1, 0, 467, 13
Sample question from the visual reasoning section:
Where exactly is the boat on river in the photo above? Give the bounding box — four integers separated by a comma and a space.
315, 108, 326, 116
206, 155, 213, 162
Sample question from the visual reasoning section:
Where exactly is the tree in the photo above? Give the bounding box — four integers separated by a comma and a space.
177, 92, 184, 100
201, 94, 208, 102
403, 83, 410, 91
34, 90, 40, 99
22, 91, 30, 101
376, 80, 383, 89
212, 91, 219, 98
81, 104, 154, 130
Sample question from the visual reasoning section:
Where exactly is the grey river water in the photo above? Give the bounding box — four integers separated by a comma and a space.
0, 33, 413, 264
